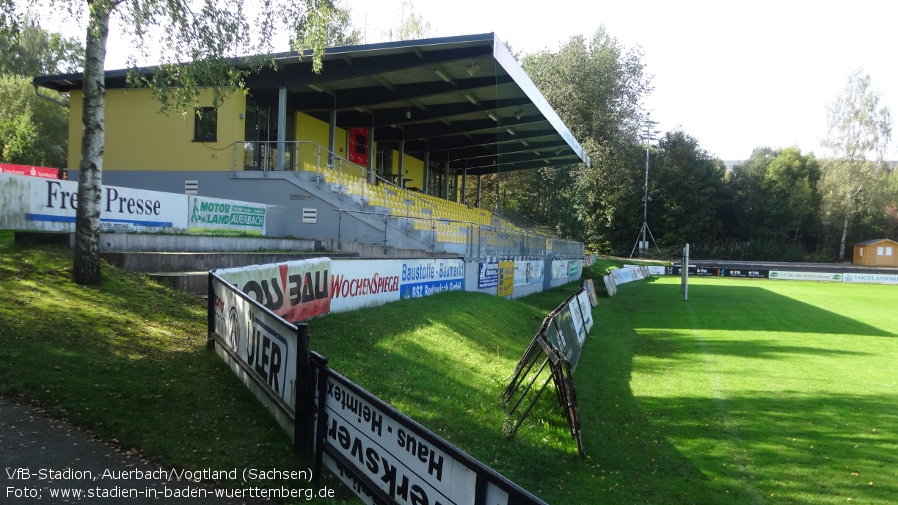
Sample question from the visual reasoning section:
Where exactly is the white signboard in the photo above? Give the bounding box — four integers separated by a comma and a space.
329, 260, 402, 312
211, 276, 299, 409
768, 271, 842, 282
216, 258, 332, 322
576, 290, 594, 334
551, 260, 569, 280
189, 195, 267, 235
0, 172, 187, 232
842, 273, 898, 285
317, 374, 479, 505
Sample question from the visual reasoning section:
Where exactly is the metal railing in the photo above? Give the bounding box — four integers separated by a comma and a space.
233, 139, 585, 261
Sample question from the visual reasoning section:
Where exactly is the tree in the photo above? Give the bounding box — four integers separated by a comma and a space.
0, 14, 84, 76
519, 27, 652, 251
820, 70, 892, 261
651, 130, 727, 246
0, 17, 82, 167
728, 147, 820, 247
384, 0, 431, 42
39, 0, 341, 285
0, 74, 69, 166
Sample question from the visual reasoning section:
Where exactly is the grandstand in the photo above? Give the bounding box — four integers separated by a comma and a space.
33, 33, 589, 261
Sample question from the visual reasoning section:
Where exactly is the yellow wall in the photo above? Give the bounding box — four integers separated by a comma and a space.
294, 112, 364, 177
66, 89, 427, 181
398, 151, 424, 189
67, 89, 245, 171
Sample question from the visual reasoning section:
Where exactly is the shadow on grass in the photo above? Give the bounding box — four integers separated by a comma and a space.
567, 277, 898, 503
636, 391, 898, 503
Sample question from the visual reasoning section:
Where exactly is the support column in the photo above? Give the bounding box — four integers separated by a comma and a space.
461, 168, 467, 205
276, 86, 287, 171
399, 139, 405, 187
476, 175, 482, 208
367, 127, 375, 184
328, 109, 337, 167
423, 150, 430, 194
443, 163, 450, 200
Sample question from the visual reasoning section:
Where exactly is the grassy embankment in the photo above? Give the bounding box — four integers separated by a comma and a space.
2, 233, 896, 503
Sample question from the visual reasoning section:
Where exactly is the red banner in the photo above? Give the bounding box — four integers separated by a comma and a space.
0, 164, 61, 179
347, 127, 369, 166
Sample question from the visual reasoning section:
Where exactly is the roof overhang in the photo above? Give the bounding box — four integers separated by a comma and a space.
34, 33, 590, 175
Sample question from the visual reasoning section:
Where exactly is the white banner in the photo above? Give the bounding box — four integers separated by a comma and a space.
769, 271, 843, 282
329, 260, 402, 312
211, 276, 299, 409
576, 290, 594, 334
216, 258, 332, 322
551, 260, 569, 280
188, 195, 267, 235
317, 375, 479, 505
0, 172, 187, 232
842, 273, 898, 285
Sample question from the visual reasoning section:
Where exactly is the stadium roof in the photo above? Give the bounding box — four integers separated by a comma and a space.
34, 32, 590, 176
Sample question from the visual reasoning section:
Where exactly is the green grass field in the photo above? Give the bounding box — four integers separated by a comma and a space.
1, 232, 896, 504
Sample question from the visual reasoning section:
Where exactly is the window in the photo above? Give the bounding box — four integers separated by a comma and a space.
887, 247, 894, 257
877, 246, 885, 256
194, 107, 217, 142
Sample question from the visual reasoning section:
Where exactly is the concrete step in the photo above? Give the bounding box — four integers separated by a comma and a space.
102, 251, 357, 273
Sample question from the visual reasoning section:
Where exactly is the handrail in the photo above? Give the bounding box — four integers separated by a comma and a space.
234, 139, 438, 217
232, 139, 584, 260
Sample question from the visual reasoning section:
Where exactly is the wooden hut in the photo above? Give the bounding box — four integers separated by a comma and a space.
853, 238, 898, 267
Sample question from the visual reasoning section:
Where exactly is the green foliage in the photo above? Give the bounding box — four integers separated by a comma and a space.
651, 130, 728, 245
519, 28, 652, 249
0, 74, 69, 166
0, 14, 84, 76
819, 70, 893, 260
383, 0, 432, 41
727, 146, 821, 248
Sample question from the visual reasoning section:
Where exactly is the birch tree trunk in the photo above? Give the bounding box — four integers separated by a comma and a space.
73, 1, 113, 285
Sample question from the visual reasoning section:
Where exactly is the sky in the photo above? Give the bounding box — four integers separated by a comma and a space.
346, 0, 898, 161
37, 0, 898, 162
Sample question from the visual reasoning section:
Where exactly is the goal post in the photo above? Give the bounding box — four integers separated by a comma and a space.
681, 243, 689, 301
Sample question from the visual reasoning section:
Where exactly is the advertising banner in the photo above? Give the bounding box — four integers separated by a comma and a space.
609, 267, 636, 285
0, 173, 187, 232
568, 260, 581, 278
567, 294, 587, 347
0, 163, 60, 179
216, 258, 332, 322
769, 271, 843, 282
575, 291, 594, 333
477, 261, 499, 289
347, 127, 369, 166
329, 260, 402, 312
316, 368, 545, 505
497, 261, 514, 297
602, 274, 617, 297
551, 260, 569, 280
842, 273, 898, 284
583, 279, 598, 306
526, 260, 545, 285
399, 258, 465, 299
514, 261, 528, 287
188, 195, 267, 236
210, 274, 300, 410
693, 266, 722, 276
549, 306, 581, 369
725, 268, 769, 279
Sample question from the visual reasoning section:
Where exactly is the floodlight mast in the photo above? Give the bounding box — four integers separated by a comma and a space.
630, 115, 661, 258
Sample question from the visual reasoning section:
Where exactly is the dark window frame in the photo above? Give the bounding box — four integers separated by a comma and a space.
194, 107, 218, 142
